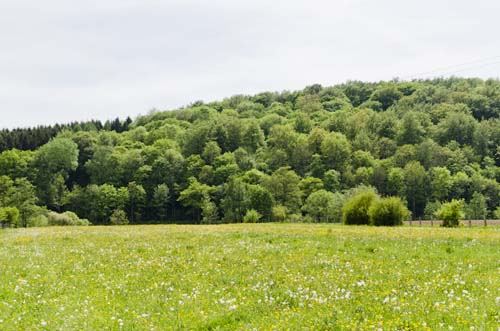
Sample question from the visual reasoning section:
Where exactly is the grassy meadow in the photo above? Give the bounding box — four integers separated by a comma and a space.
1, 224, 499, 330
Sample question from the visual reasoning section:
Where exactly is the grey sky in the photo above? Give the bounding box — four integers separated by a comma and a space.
2, 0, 500, 128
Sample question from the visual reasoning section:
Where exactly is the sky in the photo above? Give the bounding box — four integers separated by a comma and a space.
1, 0, 500, 128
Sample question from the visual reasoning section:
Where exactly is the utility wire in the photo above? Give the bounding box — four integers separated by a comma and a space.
436, 60, 500, 76
401, 55, 500, 80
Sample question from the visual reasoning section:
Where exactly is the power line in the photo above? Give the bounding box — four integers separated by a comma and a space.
401, 55, 500, 80
434, 60, 500, 76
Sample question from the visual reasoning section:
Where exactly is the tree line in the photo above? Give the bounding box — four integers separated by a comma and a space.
1, 78, 500, 226
0, 117, 132, 152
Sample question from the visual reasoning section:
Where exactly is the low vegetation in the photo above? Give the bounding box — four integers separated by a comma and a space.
1, 224, 499, 330
342, 190, 379, 225
436, 199, 465, 227
368, 196, 410, 226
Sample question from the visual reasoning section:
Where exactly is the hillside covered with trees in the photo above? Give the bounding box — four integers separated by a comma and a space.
1, 78, 500, 226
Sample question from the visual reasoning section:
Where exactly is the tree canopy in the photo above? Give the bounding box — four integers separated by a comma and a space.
1, 78, 500, 225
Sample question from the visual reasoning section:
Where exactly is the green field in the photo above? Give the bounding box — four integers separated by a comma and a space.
1, 224, 499, 330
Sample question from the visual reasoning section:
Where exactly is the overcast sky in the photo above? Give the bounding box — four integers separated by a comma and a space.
2, 0, 500, 128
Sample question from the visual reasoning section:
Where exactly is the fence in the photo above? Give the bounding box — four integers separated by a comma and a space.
404, 219, 500, 227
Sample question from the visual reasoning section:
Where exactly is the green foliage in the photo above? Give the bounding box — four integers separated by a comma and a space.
201, 197, 218, 224
178, 178, 216, 222
302, 189, 340, 222
299, 176, 324, 199
152, 184, 170, 221
424, 200, 441, 220
342, 190, 379, 225
263, 167, 302, 213
368, 197, 410, 226
430, 167, 452, 201
435, 199, 464, 227
397, 112, 427, 145
466, 192, 487, 220
0, 207, 20, 227
1, 78, 500, 225
320, 132, 351, 171
202, 141, 221, 165
109, 209, 129, 225
0, 149, 33, 179
370, 84, 403, 110
27, 214, 49, 227
34, 137, 79, 207
65, 184, 129, 224
272, 205, 287, 222
243, 209, 262, 223
245, 185, 273, 222
127, 181, 146, 223
47, 211, 91, 226
404, 161, 428, 218
494, 206, 500, 219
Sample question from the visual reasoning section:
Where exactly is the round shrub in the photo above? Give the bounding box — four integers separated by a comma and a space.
110, 209, 129, 225
368, 197, 410, 226
243, 209, 262, 223
435, 199, 464, 227
342, 191, 378, 225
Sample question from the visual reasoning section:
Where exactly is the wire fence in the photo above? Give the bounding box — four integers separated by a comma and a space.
404, 219, 500, 227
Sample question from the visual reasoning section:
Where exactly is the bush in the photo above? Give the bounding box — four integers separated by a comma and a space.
495, 207, 500, 219
27, 215, 49, 227
435, 199, 464, 227
243, 209, 262, 223
110, 209, 129, 225
368, 197, 410, 226
0, 207, 20, 227
48, 211, 91, 226
272, 205, 287, 222
342, 191, 379, 225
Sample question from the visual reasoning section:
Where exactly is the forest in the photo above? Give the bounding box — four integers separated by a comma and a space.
1, 77, 500, 226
